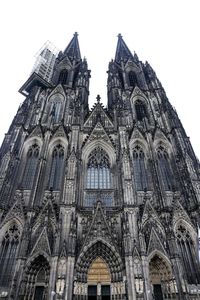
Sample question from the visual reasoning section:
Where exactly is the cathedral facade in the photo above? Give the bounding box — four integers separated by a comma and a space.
0, 33, 200, 300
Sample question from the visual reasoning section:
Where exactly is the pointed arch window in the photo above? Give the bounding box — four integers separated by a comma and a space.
50, 101, 62, 123
86, 147, 112, 189
58, 69, 68, 85
176, 225, 200, 284
132, 146, 148, 191
156, 146, 173, 191
135, 100, 147, 121
22, 144, 40, 189
49, 145, 64, 190
129, 71, 137, 88
0, 224, 20, 286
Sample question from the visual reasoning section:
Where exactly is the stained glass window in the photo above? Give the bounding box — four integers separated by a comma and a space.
49, 145, 64, 190
133, 146, 148, 191
22, 144, 40, 189
58, 69, 68, 85
0, 224, 20, 286
135, 100, 147, 121
176, 225, 200, 284
86, 147, 112, 189
157, 146, 173, 191
129, 71, 137, 88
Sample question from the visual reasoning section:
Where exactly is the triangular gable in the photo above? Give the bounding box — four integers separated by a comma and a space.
82, 202, 115, 248
32, 195, 58, 232
84, 102, 114, 129
57, 56, 73, 69
1, 190, 25, 225
28, 125, 43, 139
52, 125, 68, 140
142, 200, 160, 225
172, 199, 193, 227
153, 128, 169, 143
129, 127, 146, 143
48, 84, 66, 98
147, 228, 166, 256
125, 59, 139, 71
131, 86, 147, 99
83, 122, 114, 148
31, 227, 51, 256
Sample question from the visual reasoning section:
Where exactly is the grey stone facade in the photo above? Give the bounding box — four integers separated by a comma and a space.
0, 33, 200, 300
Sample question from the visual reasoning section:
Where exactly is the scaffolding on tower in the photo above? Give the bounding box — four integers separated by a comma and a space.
31, 41, 59, 83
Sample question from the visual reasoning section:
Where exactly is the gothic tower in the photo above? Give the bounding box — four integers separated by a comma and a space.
0, 33, 200, 300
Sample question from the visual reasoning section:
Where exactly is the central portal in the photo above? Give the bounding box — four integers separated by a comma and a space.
87, 257, 111, 300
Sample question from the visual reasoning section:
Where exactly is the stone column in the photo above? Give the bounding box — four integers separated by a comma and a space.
141, 255, 152, 300
48, 256, 58, 299
125, 256, 136, 300
64, 256, 75, 300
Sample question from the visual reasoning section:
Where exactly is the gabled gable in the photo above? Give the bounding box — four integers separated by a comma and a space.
48, 84, 66, 98
131, 86, 147, 100
32, 195, 58, 233
124, 59, 139, 71
1, 191, 26, 226
172, 199, 193, 228
129, 127, 146, 144
153, 128, 169, 144
28, 125, 43, 139
82, 202, 115, 248
57, 56, 73, 69
83, 122, 115, 149
84, 102, 114, 129
52, 125, 68, 140
31, 227, 51, 256
147, 227, 166, 256
142, 200, 162, 227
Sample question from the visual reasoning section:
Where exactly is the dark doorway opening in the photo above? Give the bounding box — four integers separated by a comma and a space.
101, 285, 110, 300
88, 285, 97, 300
34, 286, 45, 300
153, 284, 163, 300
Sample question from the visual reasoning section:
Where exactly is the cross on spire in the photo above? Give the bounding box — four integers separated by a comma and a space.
96, 95, 101, 103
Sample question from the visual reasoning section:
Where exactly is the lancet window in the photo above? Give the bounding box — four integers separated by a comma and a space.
22, 144, 40, 189
0, 224, 20, 287
50, 100, 62, 123
129, 71, 137, 88
156, 146, 173, 191
132, 145, 148, 191
49, 145, 64, 190
58, 69, 68, 85
176, 225, 200, 284
86, 147, 112, 189
135, 100, 147, 121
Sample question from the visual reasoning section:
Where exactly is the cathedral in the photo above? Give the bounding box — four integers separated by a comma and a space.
0, 33, 200, 300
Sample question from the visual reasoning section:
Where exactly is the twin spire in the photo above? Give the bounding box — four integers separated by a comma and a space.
63, 32, 139, 63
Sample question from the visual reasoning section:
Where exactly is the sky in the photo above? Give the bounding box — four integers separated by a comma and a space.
0, 0, 200, 158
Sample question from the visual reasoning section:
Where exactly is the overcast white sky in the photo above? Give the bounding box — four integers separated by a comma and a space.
0, 0, 199, 158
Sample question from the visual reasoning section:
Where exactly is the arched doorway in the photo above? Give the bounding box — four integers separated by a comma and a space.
87, 257, 111, 300
20, 255, 50, 300
74, 241, 125, 299
149, 253, 176, 300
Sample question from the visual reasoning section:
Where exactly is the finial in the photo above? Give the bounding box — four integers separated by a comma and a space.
118, 33, 122, 39
74, 32, 78, 37
96, 95, 101, 103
